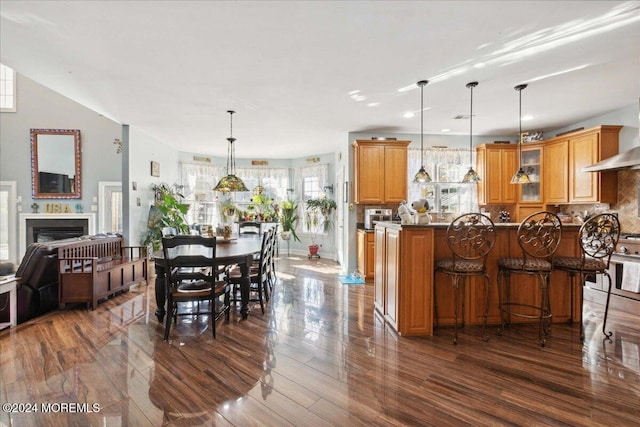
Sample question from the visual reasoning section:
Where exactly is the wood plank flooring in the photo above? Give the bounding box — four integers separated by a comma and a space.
1, 255, 639, 426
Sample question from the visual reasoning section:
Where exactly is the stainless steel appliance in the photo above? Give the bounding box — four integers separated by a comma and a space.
586, 233, 640, 301
364, 209, 392, 230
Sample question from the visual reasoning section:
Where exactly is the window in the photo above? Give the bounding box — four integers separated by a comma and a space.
407, 147, 478, 216
0, 181, 17, 263
295, 164, 329, 234
0, 64, 16, 112
180, 163, 290, 227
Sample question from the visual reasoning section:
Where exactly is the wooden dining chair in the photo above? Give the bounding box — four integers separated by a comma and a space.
239, 221, 261, 235
161, 235, 230, 340
228, 229, 271, 313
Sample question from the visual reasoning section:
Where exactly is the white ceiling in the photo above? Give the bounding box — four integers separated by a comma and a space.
1, 1, 639, 159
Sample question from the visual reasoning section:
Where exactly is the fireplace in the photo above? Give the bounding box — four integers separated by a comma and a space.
19, 213, 96, 262
27, 219, 88, 247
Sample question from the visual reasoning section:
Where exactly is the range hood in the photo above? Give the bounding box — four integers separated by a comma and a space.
583, 146, 640, 172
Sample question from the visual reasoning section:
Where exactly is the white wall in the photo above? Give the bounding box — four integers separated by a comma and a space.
125, 127, 180, 248
551, 103, 639, 150
0, 73, 121, 256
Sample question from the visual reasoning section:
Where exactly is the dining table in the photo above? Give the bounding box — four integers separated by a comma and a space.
152, 234, 262, 322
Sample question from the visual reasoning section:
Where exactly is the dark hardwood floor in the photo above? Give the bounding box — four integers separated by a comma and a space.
1, 255, 639, 426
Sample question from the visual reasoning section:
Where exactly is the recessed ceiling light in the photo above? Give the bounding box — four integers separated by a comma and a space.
441, 128, 451, 132
367, 102, 380, 107
403, 112, 415, 118
348, 90, 360, 95
522, 114, 534, 121
474, 63, 486, 68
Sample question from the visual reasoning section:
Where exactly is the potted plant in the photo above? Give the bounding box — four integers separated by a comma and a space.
305, 196, 337, 257
143, 183, 190, 252
279, 200, 301, 242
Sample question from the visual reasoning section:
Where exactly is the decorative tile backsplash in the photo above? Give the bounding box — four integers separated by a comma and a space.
613, 169, 640, 233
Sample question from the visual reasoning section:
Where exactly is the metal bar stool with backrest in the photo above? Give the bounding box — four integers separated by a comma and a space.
434, 213, 496, 344
161, 235, 231, 340
553, 213, 620, 341
497, 211, 562, 347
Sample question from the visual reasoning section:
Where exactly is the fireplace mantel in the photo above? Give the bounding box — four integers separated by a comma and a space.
19, 213, 96, 262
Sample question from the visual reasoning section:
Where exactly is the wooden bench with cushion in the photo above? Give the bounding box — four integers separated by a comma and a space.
58, 236, 148, 310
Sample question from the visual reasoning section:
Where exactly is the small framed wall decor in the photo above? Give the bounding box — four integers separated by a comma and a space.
150, 161, 160, 177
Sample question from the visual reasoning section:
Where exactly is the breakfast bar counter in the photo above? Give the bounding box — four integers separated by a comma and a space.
374, 222, 581, 336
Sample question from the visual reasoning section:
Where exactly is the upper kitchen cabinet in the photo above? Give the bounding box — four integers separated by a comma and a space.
519, 143, 543, 204
543, 126, 620, 204
569, 126, 621, 204
353, 139, 410, 204
543, 139, 570, 204
476, 143, 517, 205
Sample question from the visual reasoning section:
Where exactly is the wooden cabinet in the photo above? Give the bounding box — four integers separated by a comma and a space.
374, 225, 386, 314
519, 144, 543, 204
569, 126, 620, 204
353, 139, 410, 204
543, 139, 569, 203
384, 227, 401, 329
476, 144, 518, 205
375, 223, 581, 337
543, 126, 620, 205
375, 224, 434, 336
357, 230, 374, 281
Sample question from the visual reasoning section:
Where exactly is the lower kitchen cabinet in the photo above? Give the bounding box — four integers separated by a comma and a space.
374, 223, 581, 336
356, 229, 375, 281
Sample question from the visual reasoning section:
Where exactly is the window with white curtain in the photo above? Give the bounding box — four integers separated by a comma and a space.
294, 163, 329, 233
180, 163, 290, 227
180, 162, 225, 226
234, 167, 290, 205
407, 147, 478, 216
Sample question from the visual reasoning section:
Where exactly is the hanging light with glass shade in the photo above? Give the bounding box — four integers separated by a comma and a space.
414, 80, 432, 183
462, 81, 481, 183
510, 84, 531, 184
214, 110, 249, 192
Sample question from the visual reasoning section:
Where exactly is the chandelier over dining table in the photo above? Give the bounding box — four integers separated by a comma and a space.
214, 110, 249, 192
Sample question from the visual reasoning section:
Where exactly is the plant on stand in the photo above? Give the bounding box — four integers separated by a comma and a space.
143, 183, 190, 252
279, 200, 301, 242
305, 196, 337, 258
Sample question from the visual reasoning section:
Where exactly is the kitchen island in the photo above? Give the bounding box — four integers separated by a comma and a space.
374, 221, 581, 336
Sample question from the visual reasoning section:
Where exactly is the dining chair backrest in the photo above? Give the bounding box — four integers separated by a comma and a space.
239, 221, 261, 235
446, 212, 495, 263
517, 211, 562, 261
161, 235, 217, 283
578, 213, 620, 268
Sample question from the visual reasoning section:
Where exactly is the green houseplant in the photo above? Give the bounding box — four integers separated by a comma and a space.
143, 183, 190, 252
279, 200, 301, 242
305, 196, 337, 257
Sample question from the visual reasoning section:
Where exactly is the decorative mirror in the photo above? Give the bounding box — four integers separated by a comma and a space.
31, 129, 81, 199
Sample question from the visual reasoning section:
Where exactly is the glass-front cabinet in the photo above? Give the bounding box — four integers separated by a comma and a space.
519, 144, 542, 203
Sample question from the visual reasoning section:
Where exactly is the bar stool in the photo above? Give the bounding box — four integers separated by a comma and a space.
553, 213, 619, 341
434, 213, 496, 344
497, 211, 562, 346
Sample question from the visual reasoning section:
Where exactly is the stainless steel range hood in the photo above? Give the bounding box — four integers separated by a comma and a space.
583, 146, 640, 172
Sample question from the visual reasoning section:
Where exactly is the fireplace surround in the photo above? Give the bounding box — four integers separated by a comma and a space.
19, 213, 96, 262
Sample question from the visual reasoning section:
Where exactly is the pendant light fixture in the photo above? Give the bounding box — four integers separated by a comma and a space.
414, 80, 432, 183
510, 84, 531, 184
214, 110, 249, 192
462, 81, 481, 183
